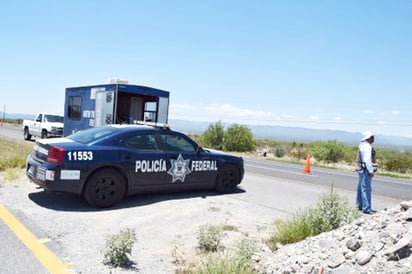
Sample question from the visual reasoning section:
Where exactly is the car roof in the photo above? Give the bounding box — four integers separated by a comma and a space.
65, 124, 175, 145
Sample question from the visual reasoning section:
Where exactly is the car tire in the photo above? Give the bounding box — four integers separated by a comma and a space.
41, 130, 48, 139
84, 169, 126, 208
24, 127, 32, 141
215, 164, 240, 194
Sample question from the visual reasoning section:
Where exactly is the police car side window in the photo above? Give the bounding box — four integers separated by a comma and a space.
160, 134, 196, 152
123, 134, 159, 151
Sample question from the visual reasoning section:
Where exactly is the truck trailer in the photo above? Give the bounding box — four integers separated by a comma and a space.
63, 82, 170, 136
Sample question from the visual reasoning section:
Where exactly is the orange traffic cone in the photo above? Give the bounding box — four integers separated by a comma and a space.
304, 154, 311, 174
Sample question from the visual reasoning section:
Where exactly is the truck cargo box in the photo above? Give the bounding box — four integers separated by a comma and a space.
64, 83, 170, 136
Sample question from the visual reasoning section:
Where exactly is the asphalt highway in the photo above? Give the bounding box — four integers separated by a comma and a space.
245, 158, 412, 201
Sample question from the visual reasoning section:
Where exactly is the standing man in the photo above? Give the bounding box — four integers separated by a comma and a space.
356, 130, 377, 214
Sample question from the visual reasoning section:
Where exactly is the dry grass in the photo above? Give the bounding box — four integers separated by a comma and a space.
0, 168, 27, 184
0, 136, 33, 183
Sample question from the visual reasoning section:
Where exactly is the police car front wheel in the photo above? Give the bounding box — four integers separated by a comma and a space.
215, 164, 240, 194
83, 169, 126, 208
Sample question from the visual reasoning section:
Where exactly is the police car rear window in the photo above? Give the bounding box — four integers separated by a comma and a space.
68, 127, 117, 144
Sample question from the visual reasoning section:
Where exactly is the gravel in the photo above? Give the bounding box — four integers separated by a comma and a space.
0, 175, 279, 274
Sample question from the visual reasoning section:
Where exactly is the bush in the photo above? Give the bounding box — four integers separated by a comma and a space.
268, 209, 313, 249
200, 121, 225, 150
288, 144, 309, 161
274, 144, 290, 158
197, 225, 222, 252
237, 238, 258, 261
267, 186, 359, 250
191, 252, 256, 274
311, 140, 348, 163
384, 153, 412, 174
103, 229, 136, 267
224, 124, 256, 152
183, 238, 258, 274
308, 186, 359, 235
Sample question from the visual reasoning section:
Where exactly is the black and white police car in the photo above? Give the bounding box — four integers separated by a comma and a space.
26, 124, 244, 207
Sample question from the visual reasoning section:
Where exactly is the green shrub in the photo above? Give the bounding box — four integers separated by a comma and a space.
197, 224, 222, 252
191, 252, 256, 274
180, 234, 257, 274
311, 140, 348, 163
309, 186, 359, 234
103, 229, 136, 267
384, 153, 412, 174
288, 144, 309, 161
267, 186, 359, 250
200, 121, 225, 150
267, 209, 313, 249
237, 238, 258, 261
224, 124, 256, 152
274, 144, 290, 158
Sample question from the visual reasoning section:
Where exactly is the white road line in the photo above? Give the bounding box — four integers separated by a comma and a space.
246, 163, 319, 177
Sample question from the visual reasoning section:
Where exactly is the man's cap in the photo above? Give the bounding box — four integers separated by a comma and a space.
361, 130, 374, 141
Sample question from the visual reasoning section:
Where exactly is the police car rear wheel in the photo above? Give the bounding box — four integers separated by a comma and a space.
84, 169, 126, 208
215, 164, 239, 194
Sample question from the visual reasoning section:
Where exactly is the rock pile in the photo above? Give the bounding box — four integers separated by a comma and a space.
256, 201, 412, 273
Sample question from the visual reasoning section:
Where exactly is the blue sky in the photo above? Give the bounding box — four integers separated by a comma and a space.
1, 0, 411, 137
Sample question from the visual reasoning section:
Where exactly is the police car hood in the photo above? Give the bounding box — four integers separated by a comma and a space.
203, 148, 240, 158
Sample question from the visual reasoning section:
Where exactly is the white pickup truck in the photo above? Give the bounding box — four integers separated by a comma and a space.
23, 113, 64, 140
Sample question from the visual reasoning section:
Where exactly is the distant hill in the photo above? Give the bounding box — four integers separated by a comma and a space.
2, 112, 411, 150
0, 112, 35, 120
169, 119, 412, 150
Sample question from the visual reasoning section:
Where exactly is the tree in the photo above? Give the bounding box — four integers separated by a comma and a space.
200, 121, 225, 150
311, 140, 347, 163
224, 124, 256, 152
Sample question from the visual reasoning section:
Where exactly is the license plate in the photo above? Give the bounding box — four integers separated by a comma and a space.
36, 167, 46, 181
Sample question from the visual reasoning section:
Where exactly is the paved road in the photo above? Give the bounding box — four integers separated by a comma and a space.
0, 218, 48, 274
245, 158, 412, 201
0, 124, 25, 141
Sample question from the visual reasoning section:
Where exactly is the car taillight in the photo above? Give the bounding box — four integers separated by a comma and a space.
47, 146, 65, 164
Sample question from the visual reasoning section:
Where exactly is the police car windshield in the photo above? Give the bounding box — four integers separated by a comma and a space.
67, 127, 118, 144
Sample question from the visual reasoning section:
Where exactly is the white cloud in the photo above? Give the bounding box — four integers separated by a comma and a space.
169, 103, 276, 123
361, 109, 375, 114
170, 103, 196, 111
391, 110, 400, 115
307, 115, 319, 121
280, 114, 298, 120
204, 104, 274, 119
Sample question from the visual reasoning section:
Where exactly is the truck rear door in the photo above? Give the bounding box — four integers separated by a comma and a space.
95, 91, 115, 126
